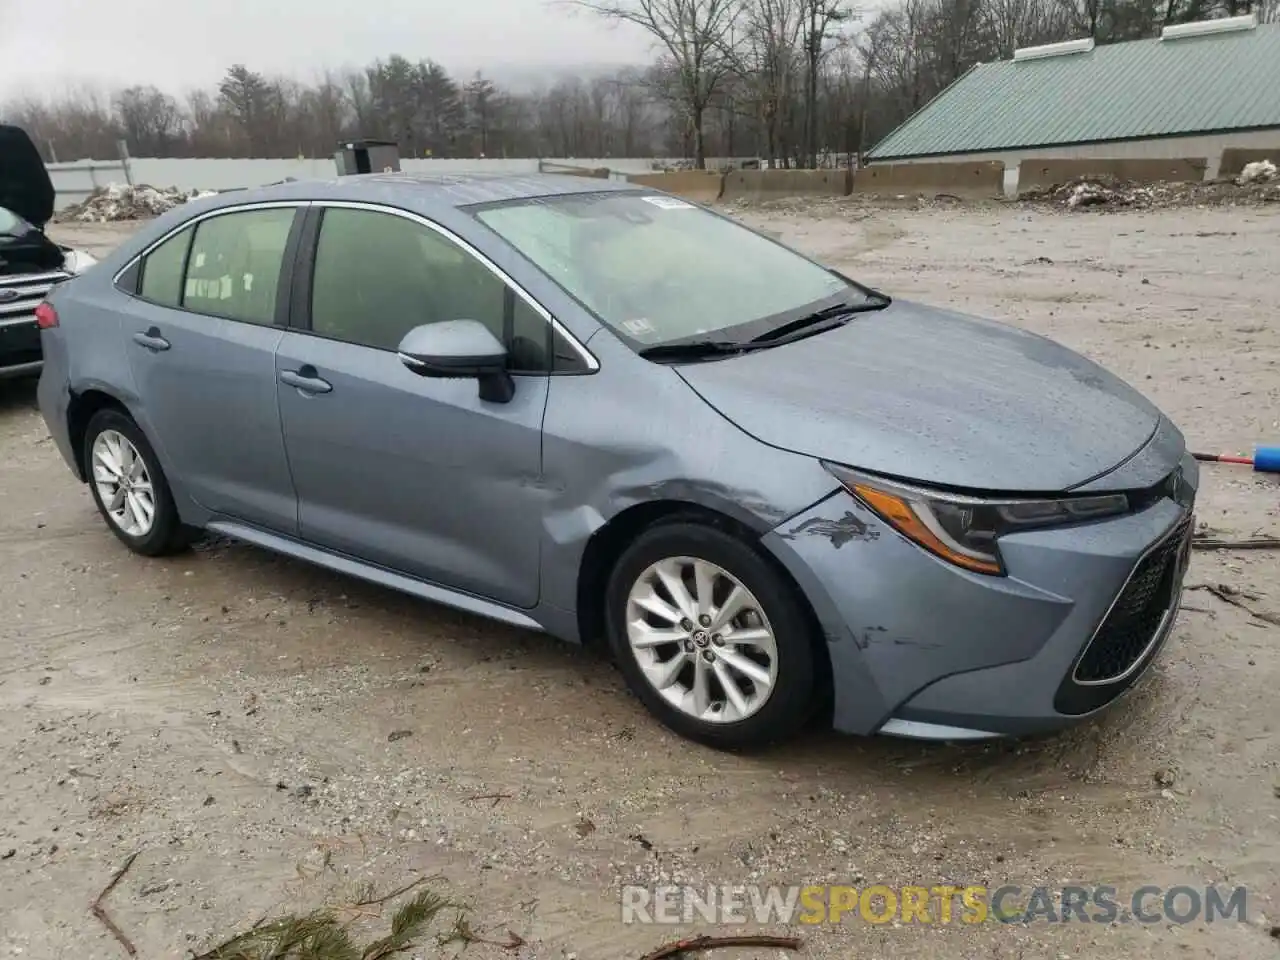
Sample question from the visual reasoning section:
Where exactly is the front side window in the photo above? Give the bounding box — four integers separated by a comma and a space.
474, 192, 875, 348
181, 208, 295, 324
308, 206, 575, 373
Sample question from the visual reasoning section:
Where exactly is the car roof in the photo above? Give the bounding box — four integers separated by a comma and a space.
199, 170, 643, 215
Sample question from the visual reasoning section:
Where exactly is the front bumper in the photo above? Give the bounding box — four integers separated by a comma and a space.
1, 267, 75, 378
0, 315, 42, 378
762, 455, 1197, 739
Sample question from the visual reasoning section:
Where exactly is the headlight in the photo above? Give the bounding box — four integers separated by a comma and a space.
63, 249, 98, 275
822, 462, 1129, 576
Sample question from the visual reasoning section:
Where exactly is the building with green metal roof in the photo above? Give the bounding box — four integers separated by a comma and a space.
865, 14, 1280, 191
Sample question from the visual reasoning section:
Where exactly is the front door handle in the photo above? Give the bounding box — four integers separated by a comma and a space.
132, 328, 170, 352
280, 367, 333, 394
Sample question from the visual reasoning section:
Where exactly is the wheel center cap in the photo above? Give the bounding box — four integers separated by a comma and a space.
692, 630, 710, 646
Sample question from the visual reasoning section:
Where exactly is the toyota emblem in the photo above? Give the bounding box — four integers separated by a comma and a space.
0, 289, 21, 304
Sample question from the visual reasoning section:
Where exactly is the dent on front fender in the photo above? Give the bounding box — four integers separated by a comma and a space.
759, 492, 1073, 735
535, 346, 842, 632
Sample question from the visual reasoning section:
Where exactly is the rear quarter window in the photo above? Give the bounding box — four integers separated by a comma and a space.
137, 226, 193, 306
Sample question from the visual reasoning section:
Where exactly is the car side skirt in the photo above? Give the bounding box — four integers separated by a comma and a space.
206, 519, 546, 633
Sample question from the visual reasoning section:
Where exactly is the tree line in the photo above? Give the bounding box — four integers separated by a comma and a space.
5, 0, 1275, 169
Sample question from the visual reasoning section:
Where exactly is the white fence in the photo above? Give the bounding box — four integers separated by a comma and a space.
46, 159, 132, 210
45, 156, 741, 210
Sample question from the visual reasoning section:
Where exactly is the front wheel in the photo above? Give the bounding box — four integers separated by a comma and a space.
83, 408, 192, 556
604, 521, 819, 750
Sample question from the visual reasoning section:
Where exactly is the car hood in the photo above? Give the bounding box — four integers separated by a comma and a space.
0, 124, 55, 228
674, 299, 1163, 493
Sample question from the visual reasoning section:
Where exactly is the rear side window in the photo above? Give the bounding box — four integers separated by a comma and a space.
138, 226, 192, 306
181, 208, 295, 325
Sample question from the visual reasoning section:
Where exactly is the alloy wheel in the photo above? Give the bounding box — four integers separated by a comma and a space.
624, 556, 779, 723
91, 429, 156, 538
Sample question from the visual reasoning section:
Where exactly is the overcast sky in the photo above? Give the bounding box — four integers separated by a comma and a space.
0, 0, 656, 98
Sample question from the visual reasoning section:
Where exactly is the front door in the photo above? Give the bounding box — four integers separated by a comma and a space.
275, 204, 560, 609
122, 204, 301, 533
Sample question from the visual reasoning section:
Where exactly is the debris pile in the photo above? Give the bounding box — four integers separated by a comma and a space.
1021, 172, 1280, 211
1237, 159, 1276, 184
54, 183, 217, 223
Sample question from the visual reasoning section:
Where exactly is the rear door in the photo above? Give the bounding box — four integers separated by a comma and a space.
121, 202, 304, 533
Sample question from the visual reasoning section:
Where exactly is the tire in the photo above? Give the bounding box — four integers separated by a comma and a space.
604, 520, 819, 750
83, 408, 193, 557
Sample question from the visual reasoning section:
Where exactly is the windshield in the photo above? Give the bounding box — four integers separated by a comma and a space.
472, 191, 872, 347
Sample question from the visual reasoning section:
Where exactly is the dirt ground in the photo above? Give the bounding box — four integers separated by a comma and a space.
1, 202, 1277, 959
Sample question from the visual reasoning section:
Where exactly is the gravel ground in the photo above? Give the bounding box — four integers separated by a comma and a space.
0, 204, 1277, 959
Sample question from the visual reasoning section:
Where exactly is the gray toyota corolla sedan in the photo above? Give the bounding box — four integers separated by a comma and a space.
36, 172, 1197, 749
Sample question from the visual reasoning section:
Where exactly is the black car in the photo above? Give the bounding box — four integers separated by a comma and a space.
0, 124, 95, 379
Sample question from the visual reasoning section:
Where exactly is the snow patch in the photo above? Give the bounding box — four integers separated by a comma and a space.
1237, 159, 1276, 185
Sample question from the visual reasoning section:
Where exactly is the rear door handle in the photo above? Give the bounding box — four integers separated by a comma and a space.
132, 328, 170, 352
280, 367, 333, 394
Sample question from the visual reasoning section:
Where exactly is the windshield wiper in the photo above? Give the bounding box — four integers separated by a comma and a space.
637, 295, 893, 362
750, 297, 890, 344
636, 340, 768, 362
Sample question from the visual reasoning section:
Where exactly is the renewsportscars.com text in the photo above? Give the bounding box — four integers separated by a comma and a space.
620, 883, 1250, 926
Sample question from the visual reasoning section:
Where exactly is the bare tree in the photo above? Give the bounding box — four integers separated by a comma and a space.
570, 0, 742, 166
305, 72, 353, 156
7, 88, 121, 161
800, 0, 855, 165
736, 0, 804, 164
983, 0, 1073, 56
609, 71, 657, 155
114, 86, 185, 157
464, 72, 499, 155
343, 69, 374, 136
921, 0, 988, 89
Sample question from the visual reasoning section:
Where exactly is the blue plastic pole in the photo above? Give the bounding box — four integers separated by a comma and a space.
1254, 446, 1280, 473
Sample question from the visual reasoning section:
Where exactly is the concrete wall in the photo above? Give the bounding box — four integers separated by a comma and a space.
626, 170, 726, 202
553, 165, 612, 179
720, 168, 853, 201
46, 159, 131, 210
1017, 157, 1208, 192
873, 129, 1280, 195
46, 156, 868, 209
852, 161, 1004, 197
1219, 147, 1280, 177
45, 157, 740, 209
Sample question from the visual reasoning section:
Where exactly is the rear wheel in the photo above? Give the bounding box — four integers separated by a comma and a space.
83, 408, 192, 556
605, 521, 818, 749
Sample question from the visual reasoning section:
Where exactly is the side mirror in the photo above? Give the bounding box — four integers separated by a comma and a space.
397, 320, 514, 403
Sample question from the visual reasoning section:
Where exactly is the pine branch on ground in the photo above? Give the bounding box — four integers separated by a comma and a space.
192, 881, 460, 960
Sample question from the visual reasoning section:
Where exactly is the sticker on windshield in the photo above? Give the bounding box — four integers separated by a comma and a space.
622, 317, 656, 336
641, 195, 695, 210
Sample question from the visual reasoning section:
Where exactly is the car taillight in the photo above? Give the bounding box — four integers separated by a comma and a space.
34, 302, 58, 329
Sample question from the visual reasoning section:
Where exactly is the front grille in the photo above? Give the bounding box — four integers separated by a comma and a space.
0, 270, 69, 367
1074, 513, 1192, 684
0, 270, 68, 318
